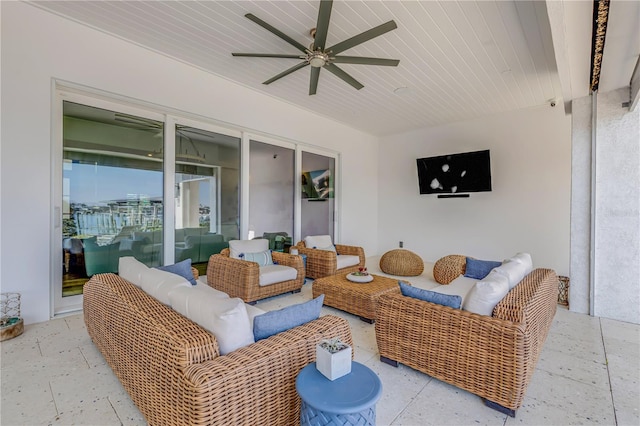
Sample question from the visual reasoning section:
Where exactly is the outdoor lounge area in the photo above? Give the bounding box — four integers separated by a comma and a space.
2, 1, 639, 425
1, 282, 638, 425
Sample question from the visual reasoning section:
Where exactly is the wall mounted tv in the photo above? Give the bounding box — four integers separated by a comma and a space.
416, 150, 492, 197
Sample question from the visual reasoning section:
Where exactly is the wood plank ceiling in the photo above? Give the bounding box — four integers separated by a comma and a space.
30, 0, 561, 136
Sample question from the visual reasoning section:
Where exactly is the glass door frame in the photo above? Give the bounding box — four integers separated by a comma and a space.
167, 116, 241, 265
242, 133, 298, 241
52, 87, 168, 315
297, 146, 340, 244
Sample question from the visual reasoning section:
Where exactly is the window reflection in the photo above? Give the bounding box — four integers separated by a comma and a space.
174, 125, 240, 273
62, 102, 164, 296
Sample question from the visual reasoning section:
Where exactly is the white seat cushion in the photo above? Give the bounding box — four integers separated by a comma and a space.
139, 267, 191, 305
336, 254, 359, 269
229, 239, 269, 259
429, 275, 477, 306
258, 264, 298, 286
169, 287, 255, 355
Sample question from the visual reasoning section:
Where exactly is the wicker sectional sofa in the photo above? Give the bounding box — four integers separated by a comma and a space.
375, 267, 558, 416
83, 273, 352, 425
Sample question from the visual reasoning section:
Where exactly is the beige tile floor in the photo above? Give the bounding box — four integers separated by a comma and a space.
2, 282, 639, 426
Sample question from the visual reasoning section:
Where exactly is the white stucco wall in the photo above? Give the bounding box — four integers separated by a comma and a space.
571, 89, 640, 324
0, 2, 379, 324
378, 104, 572, 276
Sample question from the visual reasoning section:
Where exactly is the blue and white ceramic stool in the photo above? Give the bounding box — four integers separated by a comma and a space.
296, 361, 382, 426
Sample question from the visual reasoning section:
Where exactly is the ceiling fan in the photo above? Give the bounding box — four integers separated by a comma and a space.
232, 0, 399, 95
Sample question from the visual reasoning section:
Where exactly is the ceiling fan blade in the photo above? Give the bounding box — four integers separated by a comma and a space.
263, 61, 309, 85
332, 56, 399, 66
313, 0, 333, 51
324, 63, 364, 90
328, 20, 397, 55
309, 67, 321, 95
245, 13, 308, 53
232, 53, 303, 59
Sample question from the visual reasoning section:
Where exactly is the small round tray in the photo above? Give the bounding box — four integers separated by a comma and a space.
346, 273, 373, 283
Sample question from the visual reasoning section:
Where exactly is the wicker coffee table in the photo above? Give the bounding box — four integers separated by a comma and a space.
312, 273, 402, 323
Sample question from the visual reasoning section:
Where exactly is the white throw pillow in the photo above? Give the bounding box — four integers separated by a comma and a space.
493, 260, 529, 289
462, 270, 510, 316
118, 256, 149, 287
304, 235, 336, 252
169, 288, 255, 355
506, 252, 533, 274
229, 239, 269, 259
139, 268, 191, 305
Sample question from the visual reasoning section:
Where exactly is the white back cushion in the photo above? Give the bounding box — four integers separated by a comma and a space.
118, 256, 149, 287
139, 268, 191, 305
169, 287, 255, 355
493, 261, 529, 289
229, 239, 269, 259
506, 252, 533, 274
304, 235, 335, 251
462, 270, 510, 316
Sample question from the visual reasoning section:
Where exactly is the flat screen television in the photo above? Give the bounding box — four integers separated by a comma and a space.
416, 149, 492, 195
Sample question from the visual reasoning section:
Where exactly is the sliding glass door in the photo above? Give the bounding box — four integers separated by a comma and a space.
174, 124, 240, 275
248, 139, 295, 251
301, 151, 336, 241
61, 102, 164, 301
57, 102, 242, 312
54, 91, 338, 315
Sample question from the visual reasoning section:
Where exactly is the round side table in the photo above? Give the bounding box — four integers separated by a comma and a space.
296, 361, 382, 426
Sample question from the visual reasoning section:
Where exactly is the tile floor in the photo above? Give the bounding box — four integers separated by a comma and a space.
2, 282, 639, 426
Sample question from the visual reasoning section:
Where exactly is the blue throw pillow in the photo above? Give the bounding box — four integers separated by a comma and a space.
399, 282, 462, 309
253, 295, 324, 340
464, 257, 502, 280
155, 259, 196, 285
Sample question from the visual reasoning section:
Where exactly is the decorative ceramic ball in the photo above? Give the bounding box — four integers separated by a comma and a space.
379, 249, 424, 276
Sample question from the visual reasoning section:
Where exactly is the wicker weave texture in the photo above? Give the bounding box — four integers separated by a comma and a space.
191, 267, 199, 280
300, 401, 376, 426
432, 254, 467, 284
84, 273, 352, 426
313, 273, 401, 321
206, 250, 304, 303
375, 268, 558, 412
379, 249, 424, 276
295, 242, 365, 279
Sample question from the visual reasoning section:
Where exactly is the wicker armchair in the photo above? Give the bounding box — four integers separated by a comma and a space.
295, 236, 365, 280
207, 244, 304, 304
